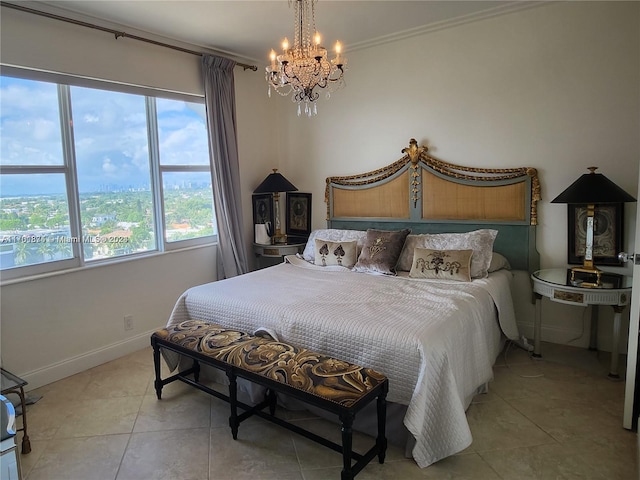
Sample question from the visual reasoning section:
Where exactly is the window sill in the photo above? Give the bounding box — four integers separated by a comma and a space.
0, 241, 217, 287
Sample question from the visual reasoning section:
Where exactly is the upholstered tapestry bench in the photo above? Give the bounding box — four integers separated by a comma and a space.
151, 320, 389, 480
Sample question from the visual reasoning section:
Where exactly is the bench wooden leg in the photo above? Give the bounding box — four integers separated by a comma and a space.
193, 359, 201, 383
340, 412, 354, 480
227, 368, 239, 440
267, 388, 277, 416
376, 385, 388, 464
152, 342, 163, 400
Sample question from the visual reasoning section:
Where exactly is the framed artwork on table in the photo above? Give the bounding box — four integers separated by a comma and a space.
252, 194, 274, 226
286, 192, 312, 237
568, 203, 623, 266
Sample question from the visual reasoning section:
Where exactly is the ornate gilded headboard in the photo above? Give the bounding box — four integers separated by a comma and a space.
325, 138, 541, 272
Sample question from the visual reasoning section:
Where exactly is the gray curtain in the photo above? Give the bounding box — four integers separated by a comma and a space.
202, 54, 249, 279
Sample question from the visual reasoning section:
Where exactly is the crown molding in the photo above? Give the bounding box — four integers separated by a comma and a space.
346, 1, 549, 54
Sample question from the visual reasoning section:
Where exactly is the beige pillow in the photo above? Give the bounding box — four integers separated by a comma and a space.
314, 239, 358, 267
397, 229, 498, 278
353, 229, 410, 275
488, 252, 511, 272
409, 248, 473, 282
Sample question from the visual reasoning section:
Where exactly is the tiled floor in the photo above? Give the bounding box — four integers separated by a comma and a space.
11, 342, 639, 480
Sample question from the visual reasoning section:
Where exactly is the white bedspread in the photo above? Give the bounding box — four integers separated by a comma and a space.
165, 257, 518, 468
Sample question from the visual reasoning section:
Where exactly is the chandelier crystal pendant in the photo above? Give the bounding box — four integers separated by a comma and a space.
265, 0, 347, 117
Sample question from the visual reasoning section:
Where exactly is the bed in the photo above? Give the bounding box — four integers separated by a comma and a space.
165, 138, 541, 468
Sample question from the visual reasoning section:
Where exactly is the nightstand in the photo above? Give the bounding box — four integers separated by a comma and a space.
253, 240, 306, 270
1, 368, 31, 454
1, 394, 22, 480
531, 268, 632, 378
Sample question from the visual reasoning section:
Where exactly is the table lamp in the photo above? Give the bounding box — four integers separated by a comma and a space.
253, 169, 298, 243
551, 167, 636, 287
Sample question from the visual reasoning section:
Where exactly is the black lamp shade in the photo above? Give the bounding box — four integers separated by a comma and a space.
253, 169, 298, 194
551, 168, 636, 204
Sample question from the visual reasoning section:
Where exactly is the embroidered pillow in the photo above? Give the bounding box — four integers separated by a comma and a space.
314, 239, 358, 267
409, 248, 473, 282
303, 229, 367, 262
352, 229, 410, 275
397, 229, 498, 278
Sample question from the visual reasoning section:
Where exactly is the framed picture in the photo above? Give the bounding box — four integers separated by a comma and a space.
252, 193, 274, 225
286, 192, 312, 237
568, 203, 623, 266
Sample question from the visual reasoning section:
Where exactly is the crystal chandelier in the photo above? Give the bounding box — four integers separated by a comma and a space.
265, 0, 347, 117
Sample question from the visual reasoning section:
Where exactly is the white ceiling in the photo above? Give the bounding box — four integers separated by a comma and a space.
27, 1, 537, 64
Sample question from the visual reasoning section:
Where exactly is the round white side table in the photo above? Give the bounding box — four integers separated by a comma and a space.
531, 268, 632, 378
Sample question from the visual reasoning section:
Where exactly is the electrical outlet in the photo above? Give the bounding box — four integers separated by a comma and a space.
124, 314, 134, 331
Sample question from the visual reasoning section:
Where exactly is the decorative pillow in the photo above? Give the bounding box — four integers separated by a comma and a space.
409, 248, 473, 282
352, 229, 410, 275
488, 252, 511, 273
314, 239, 358, 267
303, 229, 368, 262
397, 229, 498, 278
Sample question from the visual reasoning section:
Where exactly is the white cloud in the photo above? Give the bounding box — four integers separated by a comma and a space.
32, 118, 58, 141
102, 157, 117, 175
83, 114, 99, 123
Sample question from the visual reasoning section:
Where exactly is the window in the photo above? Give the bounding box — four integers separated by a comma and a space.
0, 71, 216, 280
71, 86, 156, 260
156, 98, 215, 243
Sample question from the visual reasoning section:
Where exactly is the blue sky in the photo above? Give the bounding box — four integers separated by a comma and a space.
0, 76, 210, 196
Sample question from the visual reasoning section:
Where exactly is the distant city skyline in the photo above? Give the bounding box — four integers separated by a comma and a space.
0, 180, 213, 198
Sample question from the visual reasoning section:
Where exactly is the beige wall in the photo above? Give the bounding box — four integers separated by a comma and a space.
0, 247, 217, 387
1, 1, 639, 387
277, 1, 640, 351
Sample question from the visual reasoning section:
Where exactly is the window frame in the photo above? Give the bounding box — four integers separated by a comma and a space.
0, 66, 216, 282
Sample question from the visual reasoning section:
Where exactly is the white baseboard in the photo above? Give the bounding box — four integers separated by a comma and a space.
21, 329, 156, 391
18, 320, 623, 392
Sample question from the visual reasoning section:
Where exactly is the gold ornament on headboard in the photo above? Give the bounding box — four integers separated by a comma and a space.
410, 166, 420, 208
402, 138, 429, 165
402, 139, 429, 208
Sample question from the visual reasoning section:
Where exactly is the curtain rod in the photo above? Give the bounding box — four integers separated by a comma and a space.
1, 2, 258, 72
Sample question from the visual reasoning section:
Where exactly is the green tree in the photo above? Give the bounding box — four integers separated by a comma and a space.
0, 217, 22, 230
45, 213, 67, 229
53, 240, 72, 260
14, 242, 29, 265
37, 240, 54, 261
29, 213, 46, 227
131, 224, 151, 251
